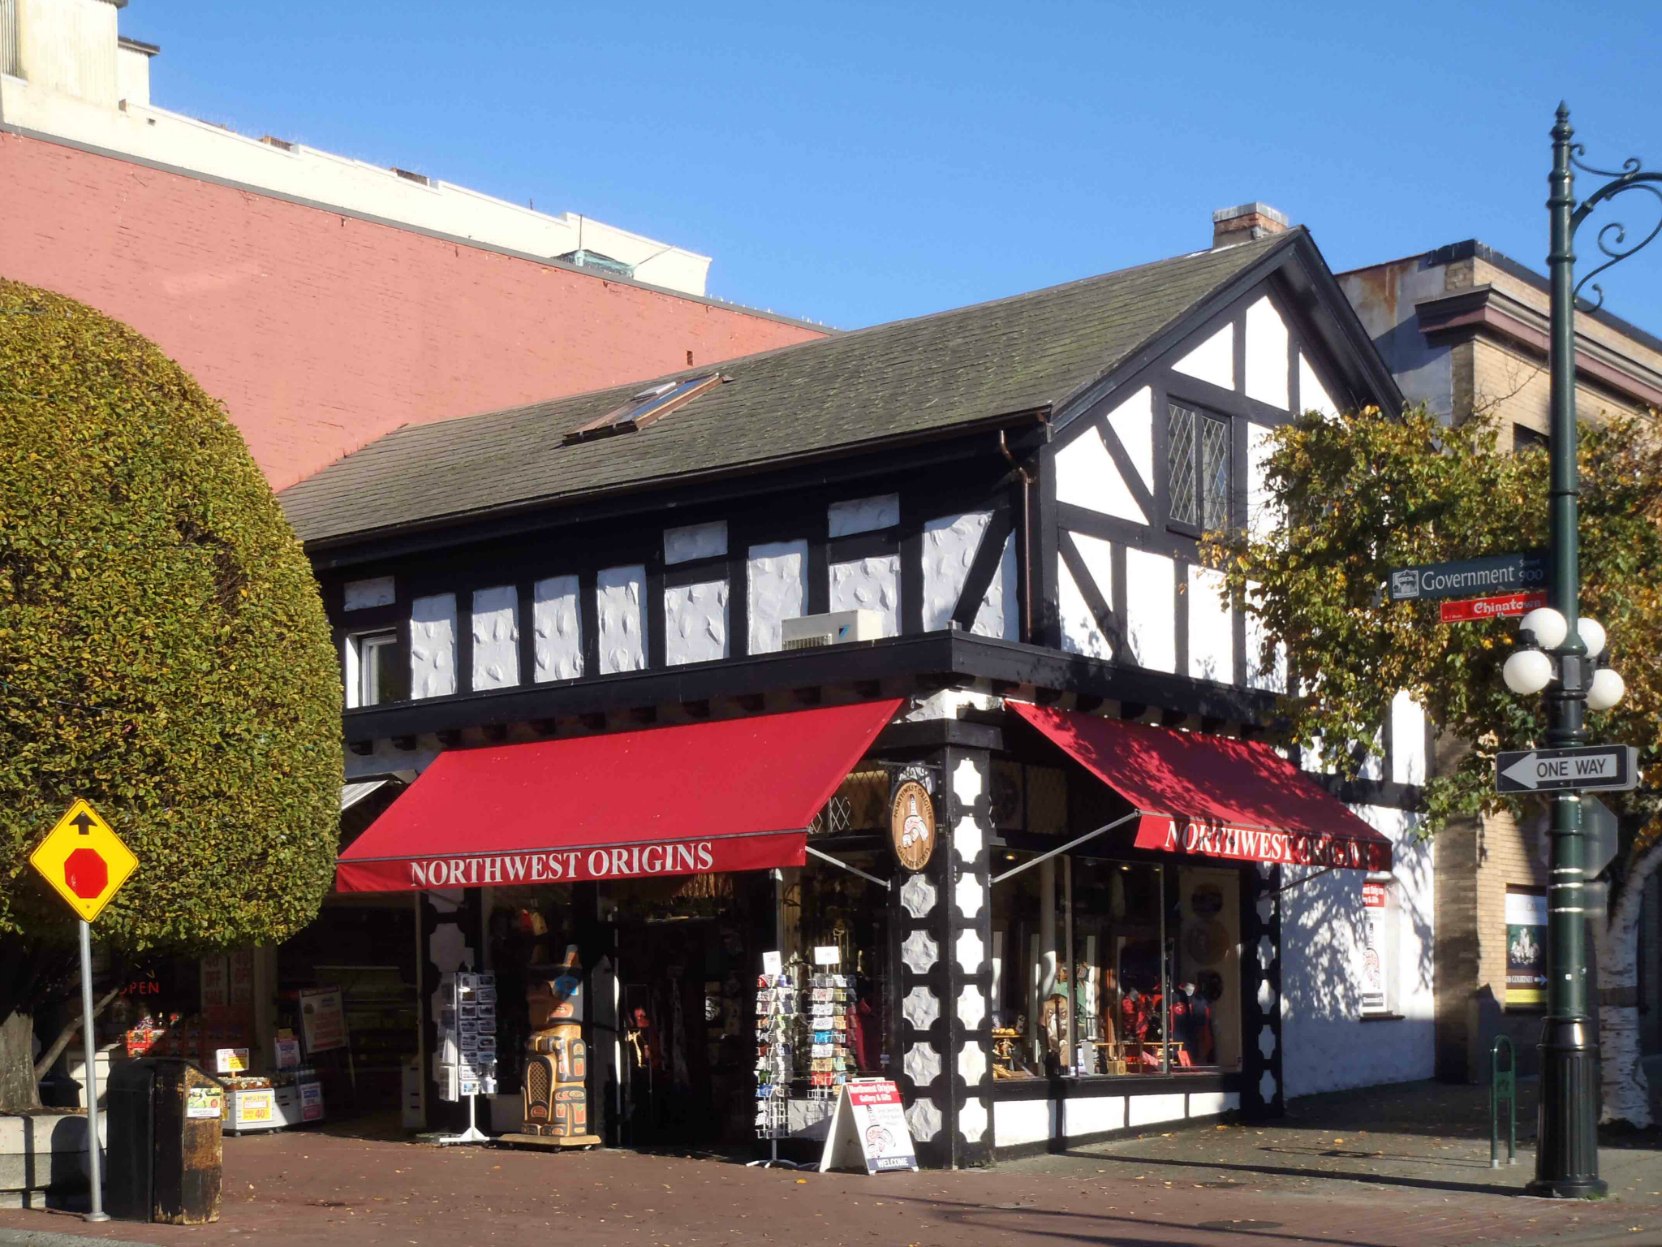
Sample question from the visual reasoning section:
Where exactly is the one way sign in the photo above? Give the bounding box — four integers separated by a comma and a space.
1495, 744, 1639, 795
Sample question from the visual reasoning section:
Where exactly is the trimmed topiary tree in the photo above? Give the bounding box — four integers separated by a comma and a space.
0, 280, 341, 1111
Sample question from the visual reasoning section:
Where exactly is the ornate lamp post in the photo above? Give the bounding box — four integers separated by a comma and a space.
1505, 104, 1660, 1200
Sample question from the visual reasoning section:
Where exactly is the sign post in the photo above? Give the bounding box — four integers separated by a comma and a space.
1386, 551, 1547, 604
28, 799, 139, 1224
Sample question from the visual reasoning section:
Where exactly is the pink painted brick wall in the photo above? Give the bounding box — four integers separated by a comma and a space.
0, 131, 826, 490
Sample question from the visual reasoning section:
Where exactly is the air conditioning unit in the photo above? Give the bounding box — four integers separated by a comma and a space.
780, 609, 884, 652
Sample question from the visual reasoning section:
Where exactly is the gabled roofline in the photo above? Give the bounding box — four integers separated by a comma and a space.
1050, 228, 1405, 429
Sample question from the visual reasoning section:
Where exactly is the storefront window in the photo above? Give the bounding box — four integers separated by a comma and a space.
990, 852, 1239, 1079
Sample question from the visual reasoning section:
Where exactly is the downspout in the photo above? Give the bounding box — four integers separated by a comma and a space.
998, 430, 1036, 643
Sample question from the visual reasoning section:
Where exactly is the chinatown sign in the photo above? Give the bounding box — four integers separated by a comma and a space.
335, 831, 806, 893
1439, 590, 1549, 623
1133, 815, 1390, 872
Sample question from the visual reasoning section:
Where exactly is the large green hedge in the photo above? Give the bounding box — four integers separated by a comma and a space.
0, 280, 341, 952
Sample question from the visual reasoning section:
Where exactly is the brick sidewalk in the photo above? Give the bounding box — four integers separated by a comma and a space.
0, 1121, 1654, 1247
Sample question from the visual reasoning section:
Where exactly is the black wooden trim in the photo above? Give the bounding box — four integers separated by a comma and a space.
340, 632, 1279, 744
662, 562, 729, 590
578, 568, 600, 678
516, 582, 537, 687
1173, 557, 1190, 678
334, 602, 403, 631
827, 531, 898, 564
727, 531, 750, 661
1314, 774, 1424, 811
950, 507, 1016, 631
456, 590, 475, 695
1231, 305, 1248, 396
990, 1070, 1237, 1101
1034, 444, 1061, 649
644, 548, 667, 670
806, 521, 831, 616
899, 496, 925, 636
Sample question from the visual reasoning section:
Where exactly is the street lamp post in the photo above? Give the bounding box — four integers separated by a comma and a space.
1521, 104, 1661, 1200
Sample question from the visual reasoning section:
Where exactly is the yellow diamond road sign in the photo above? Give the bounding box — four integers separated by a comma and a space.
28, 799, 138, 923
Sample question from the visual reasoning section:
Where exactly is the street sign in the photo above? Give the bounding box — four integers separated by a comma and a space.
28, 799, 138, 922
1438, 590, 1549, 624
1387, 551, 1547, 603
1495, 745, 1638, 795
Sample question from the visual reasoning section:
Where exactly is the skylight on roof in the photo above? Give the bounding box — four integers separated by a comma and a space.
562, 373, 722, 445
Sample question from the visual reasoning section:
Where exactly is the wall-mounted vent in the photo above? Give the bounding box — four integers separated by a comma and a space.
392, 167, 431, 186
780, 610, 884, 652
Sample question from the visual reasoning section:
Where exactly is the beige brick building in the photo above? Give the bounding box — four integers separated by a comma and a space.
1339, 241, 1662, 1081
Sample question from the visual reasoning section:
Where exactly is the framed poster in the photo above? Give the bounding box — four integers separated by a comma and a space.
1505, 888, 1548, 1009
1359, 881, 1390, 1016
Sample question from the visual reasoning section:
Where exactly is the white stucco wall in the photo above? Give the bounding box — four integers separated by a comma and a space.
469, 585, 520, 690
970, 532, 1020, 641
409, 593, 457, 699
1244, 296, 1290, 409
746, 540, 807, 655
829, 555, 899, 636
1172, 322, 1234, 390
531, 575, 583, 683
1278, 804, 1436, 1099
1122, 548, 1176, 672
1186, 564, 1233, 683
921, 511, 991, 630
663, 579, 728, 666
595, 565, 647, 674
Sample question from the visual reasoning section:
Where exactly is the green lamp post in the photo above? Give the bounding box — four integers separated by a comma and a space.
1504, 104, 1659, 1199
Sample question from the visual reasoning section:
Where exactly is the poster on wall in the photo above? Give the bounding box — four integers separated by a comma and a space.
1360, 882, 1389, 1015
298, 987, 349, 1053
1505, 889, 1548, 1008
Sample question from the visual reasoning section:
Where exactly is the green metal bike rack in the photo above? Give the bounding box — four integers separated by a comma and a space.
1491, 1034, 1517, 1168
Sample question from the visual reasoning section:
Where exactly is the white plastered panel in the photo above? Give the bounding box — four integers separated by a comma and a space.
532, 575, 583, 683
830, 555, 899, 637
1187, 564, 1233, 683
1172, 323, 1235, 390
344, 576, 395, 611
409, 593, 457, 699
971, 532, 1019, 641
1246, 422, 1279, 541
1055, 423, 1147, 524
1243, 581, 1287, 693
1299, 353, 1338, 418
1122, 548, 1176, 672
596, 565, 647, 674
922, 512, 991, 630
1058, 559, 1110, 659
746, 540, 808, 655
1390, 691, 1427, 785
664, 579, 728, 666
470, 585, 520, 690
664, 521, 727, 565
828, 493, 899, 537
1244, 296, 1290, 409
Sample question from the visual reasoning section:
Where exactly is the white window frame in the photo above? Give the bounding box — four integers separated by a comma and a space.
345, 628, 399, 709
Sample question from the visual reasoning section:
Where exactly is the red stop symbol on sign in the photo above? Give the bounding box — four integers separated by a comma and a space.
64, 848, 108, 900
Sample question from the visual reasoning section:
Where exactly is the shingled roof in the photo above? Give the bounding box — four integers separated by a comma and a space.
281, 231, 1298, 545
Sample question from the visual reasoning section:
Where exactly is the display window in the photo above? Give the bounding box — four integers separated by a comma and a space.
990, 852, 1240, 1079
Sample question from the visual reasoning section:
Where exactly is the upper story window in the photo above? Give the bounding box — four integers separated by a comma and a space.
1168, 401, 1230, 534
346, 628, 407, 708
563, 374, 721, 445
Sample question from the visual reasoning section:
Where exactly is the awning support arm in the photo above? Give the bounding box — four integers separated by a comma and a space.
1271, 864, 1340, 895
990, 811, 1142, 885
805, 845, 890, 889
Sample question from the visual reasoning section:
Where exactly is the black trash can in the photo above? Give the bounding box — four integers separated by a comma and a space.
106, 1058, 224, 1224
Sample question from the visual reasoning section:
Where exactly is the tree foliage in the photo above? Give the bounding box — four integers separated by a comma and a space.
1206, 402, 1662, 863
0, 279, 341, 955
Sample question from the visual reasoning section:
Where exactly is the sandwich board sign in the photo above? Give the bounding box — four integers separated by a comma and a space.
818, 1079, 918, 1174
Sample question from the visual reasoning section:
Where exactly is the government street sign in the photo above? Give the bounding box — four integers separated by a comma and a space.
1495, 744, 1638, 795
1387, 551, 1547, 603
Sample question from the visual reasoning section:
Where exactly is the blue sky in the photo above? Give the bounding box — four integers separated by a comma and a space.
129, 1, 1662, 334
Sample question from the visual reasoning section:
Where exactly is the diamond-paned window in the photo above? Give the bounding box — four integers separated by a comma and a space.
1168, 401, 1230, 532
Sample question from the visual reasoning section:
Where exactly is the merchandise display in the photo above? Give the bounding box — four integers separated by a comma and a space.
753, 960, 796, 1140
436, 970, 498, 1129
752, 950, 856, 1144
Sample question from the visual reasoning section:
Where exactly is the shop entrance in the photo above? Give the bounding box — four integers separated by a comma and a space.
607, 872, 773, 1151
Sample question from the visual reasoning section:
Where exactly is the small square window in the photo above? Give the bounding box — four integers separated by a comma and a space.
1168, 402, 1231, 533
348, 629, 407, 708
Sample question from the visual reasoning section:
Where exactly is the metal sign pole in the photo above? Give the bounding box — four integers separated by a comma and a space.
79, 919, 109, 1223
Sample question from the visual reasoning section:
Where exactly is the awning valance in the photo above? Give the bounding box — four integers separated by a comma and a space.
335, 699, 902, 893
1010, 703, 1392, 872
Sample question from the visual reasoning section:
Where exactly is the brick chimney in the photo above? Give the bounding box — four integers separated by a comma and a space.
1212, 202, 1289, 249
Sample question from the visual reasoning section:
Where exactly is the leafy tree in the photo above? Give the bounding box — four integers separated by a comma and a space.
1208, 403, 1662, 1128
0, 280, 341, 1111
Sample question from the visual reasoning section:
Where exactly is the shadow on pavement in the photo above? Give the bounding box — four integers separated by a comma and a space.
1073, 1149, 1533, 1197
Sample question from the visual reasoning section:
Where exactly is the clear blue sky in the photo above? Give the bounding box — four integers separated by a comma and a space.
128, 1, 1662, 334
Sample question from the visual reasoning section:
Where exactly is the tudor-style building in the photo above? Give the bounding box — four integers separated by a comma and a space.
279, 221, 1431, 1166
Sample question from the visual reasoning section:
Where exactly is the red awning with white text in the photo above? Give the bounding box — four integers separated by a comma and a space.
1010, 703, 1392, 872
335, 699, 902, 893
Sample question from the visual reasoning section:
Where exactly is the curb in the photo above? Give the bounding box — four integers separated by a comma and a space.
0, 1230, 153, 1247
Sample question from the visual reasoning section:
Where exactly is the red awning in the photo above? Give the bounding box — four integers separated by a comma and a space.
335, 699, 903, 893
1009, 703, 1392, 871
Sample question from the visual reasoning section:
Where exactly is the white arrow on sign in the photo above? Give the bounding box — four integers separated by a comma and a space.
1502, 753, 1546, 790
